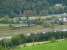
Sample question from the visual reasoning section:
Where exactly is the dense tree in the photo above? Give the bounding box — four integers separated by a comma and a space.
0, 0, 66, 16
0, 0, 48, 16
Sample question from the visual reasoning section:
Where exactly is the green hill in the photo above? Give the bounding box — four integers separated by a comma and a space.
0, 0, 67, 16
14, 40, 67, 50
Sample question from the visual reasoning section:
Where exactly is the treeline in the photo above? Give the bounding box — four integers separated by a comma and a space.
0, 31, 67, 48
0, 0, 67, 16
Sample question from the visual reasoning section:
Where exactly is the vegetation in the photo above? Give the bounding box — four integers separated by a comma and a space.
0, 0, 66, 16
0, 0, 67, 50
0, 31, 66, 49
14, 40, 67, 50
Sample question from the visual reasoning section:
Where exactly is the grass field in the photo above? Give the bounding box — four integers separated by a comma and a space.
14, 40, 67, 50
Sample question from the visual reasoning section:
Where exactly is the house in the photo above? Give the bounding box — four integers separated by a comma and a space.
59, 17, 67, 23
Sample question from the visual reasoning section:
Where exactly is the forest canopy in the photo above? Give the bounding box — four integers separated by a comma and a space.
0, 0, 66, 16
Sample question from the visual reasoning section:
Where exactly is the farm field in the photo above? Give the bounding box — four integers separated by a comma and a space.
0, 24, 67, 37
14, 40, 67, 50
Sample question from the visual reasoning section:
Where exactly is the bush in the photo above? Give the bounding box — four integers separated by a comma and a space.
0, 31, 67, 49
11, 34, 26, 46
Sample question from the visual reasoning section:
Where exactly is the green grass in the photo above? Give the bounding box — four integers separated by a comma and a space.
14, 40, 67, 50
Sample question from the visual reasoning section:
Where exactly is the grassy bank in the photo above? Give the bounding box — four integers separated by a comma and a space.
14, 40, 67, 50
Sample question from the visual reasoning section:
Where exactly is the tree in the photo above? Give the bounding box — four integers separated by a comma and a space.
11, 34, 26, 46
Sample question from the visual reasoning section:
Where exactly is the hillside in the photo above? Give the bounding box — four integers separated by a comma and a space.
0, 0, 67, 16
14, 40, 67, 50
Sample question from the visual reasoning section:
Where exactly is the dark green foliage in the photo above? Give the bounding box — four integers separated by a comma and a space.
11, 32, 67, 42
0, 0, 66, 16
0, 31, 67, 48
26, 31, 67, 43
11, 34, 26, 46
0, 0, 49, 16
0, 34, 26, 48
